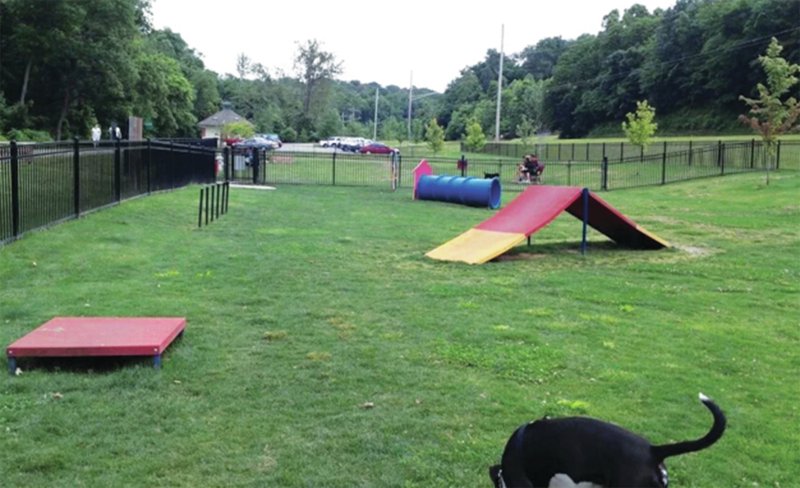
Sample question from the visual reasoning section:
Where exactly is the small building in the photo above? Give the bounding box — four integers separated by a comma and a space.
197, 102, 251, 142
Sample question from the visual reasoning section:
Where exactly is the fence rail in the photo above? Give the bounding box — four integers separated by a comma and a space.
223, 141, 765, 192
469, 139, 800, 171
0, 139, 215, 244
1, 137, 783, 246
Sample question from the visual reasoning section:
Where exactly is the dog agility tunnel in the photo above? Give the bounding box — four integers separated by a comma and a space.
426, 185, 670, 264
413, 160, 501, 209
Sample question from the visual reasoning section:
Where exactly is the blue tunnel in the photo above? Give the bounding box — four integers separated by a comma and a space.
416, 175, 502, 209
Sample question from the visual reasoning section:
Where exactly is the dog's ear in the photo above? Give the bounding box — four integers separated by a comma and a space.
489, 464, 501, 487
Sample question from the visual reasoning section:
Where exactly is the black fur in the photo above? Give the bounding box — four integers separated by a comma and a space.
489, 394, 725, 488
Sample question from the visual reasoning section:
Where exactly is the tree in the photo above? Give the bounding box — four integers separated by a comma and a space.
425, 118, 444, 154
293, 39, 342, 127
132, 51, 196, 137
739, 37, 800, 185
622, 100, 658, 149
463, 118, 486, 152
222, 121, 254, 139
517, 115, 536, 149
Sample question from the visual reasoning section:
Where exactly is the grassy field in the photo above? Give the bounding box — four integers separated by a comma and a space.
1, 172, 798, 486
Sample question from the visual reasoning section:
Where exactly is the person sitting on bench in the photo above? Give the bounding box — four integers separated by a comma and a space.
526, 154, 544, 183
518, 154, 544, 183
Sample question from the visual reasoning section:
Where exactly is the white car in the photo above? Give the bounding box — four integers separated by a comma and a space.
320, 137, 342, 148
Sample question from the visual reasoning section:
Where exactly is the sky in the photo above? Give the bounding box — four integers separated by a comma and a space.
150, 0, 678, 93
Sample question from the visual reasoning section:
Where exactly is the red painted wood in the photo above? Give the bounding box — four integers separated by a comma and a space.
7, 317, 186, 358
476, 186, 583, 235
474, 185, 666, 250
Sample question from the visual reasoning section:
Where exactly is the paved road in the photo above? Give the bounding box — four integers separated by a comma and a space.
279, 142, 333, 153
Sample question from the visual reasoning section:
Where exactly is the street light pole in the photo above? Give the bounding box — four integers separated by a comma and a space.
495, 24, 504, 142
373, 87, 379, 140
407, 71, 413, 143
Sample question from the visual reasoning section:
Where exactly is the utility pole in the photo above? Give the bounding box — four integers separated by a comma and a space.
407, 71, 413, 143
495, 24, 504, 142
373, 87, 379, 140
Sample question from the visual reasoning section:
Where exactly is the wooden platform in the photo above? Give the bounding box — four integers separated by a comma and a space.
6, 317, 186, 373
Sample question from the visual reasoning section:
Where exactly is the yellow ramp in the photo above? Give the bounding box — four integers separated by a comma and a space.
426, 229, 527, 264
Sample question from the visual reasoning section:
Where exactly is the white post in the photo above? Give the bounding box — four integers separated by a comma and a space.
495, 24, 504, 142
407, 71, 413, 143
373, 87, 379, 141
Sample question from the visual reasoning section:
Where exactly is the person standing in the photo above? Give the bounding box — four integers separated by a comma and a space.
91, 125, 101, 147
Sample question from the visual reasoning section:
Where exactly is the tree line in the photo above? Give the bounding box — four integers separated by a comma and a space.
0, 0, 797, 143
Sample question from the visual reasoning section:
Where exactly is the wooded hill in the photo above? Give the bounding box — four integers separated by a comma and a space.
0, 0, 797, 142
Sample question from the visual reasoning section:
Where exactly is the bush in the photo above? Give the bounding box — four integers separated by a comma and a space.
6, 128, 53, 142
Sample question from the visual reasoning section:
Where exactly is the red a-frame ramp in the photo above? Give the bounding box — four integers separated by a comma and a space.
426, 186, 669, 264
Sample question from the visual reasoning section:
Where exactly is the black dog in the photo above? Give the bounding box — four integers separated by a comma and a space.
484, 172, 500, 179
489, 393, 726, 488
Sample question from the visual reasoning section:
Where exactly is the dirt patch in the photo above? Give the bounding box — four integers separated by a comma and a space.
270, 155, 294, 164
675, 245, 715, 257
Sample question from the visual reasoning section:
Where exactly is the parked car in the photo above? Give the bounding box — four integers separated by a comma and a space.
320, 136, 342, 148
340, 137, 371, 152
359, 142, 398, 155
255, 133, 282, 149
234, 137, 275, 150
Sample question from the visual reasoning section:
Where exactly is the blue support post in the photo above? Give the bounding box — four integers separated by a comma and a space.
153, 354, 162, 369
8, 357, 17, 375
581, 188, 589, 255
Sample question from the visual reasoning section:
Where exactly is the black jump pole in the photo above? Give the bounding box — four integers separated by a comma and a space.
198, 188, 204, 228
205, 186, 210, 226
210, 184, 216, 222
581, 188, 589, 255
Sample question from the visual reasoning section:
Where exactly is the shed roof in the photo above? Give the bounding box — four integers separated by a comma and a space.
197, 108, 250, 128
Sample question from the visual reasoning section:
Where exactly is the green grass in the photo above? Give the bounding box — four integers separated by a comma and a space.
1, 172, 799, 486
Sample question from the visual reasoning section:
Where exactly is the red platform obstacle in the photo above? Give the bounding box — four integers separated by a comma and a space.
6, 317, 186, 373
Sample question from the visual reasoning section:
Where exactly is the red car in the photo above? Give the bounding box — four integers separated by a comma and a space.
359, 143, 398, 155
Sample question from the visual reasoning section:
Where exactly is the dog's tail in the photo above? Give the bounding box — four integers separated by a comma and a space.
651, 393, 726, 461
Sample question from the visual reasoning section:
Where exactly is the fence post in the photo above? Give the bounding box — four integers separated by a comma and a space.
571, 143, 575, 161
717, 140, 722, 168
10, 141, 20, 239
73, 138, 80, 217
688, 140, 693, 166
601, 156, 608, 191
620, 141, 624, 163
397, 153, 403, 188
224, 146, 230, 182
170, 141, 176, 188
146, 138, 152, 194
661, 142, 667, 185
114, 139, 122, 202
720, 142, 726, 175
567, 161, 572, 186
776, 140, 781, 170
750, 138, 755, 168
332, 150, 337, 186
251, 149, 259, 184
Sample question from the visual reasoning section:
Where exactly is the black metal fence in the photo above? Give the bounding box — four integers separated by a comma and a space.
470, 139, 800, 171
222, 146, 403, 188
222, 141, 766, 192
0, 139, 215, 244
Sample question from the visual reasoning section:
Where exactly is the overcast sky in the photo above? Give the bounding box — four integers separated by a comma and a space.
151, 0, 678, 93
